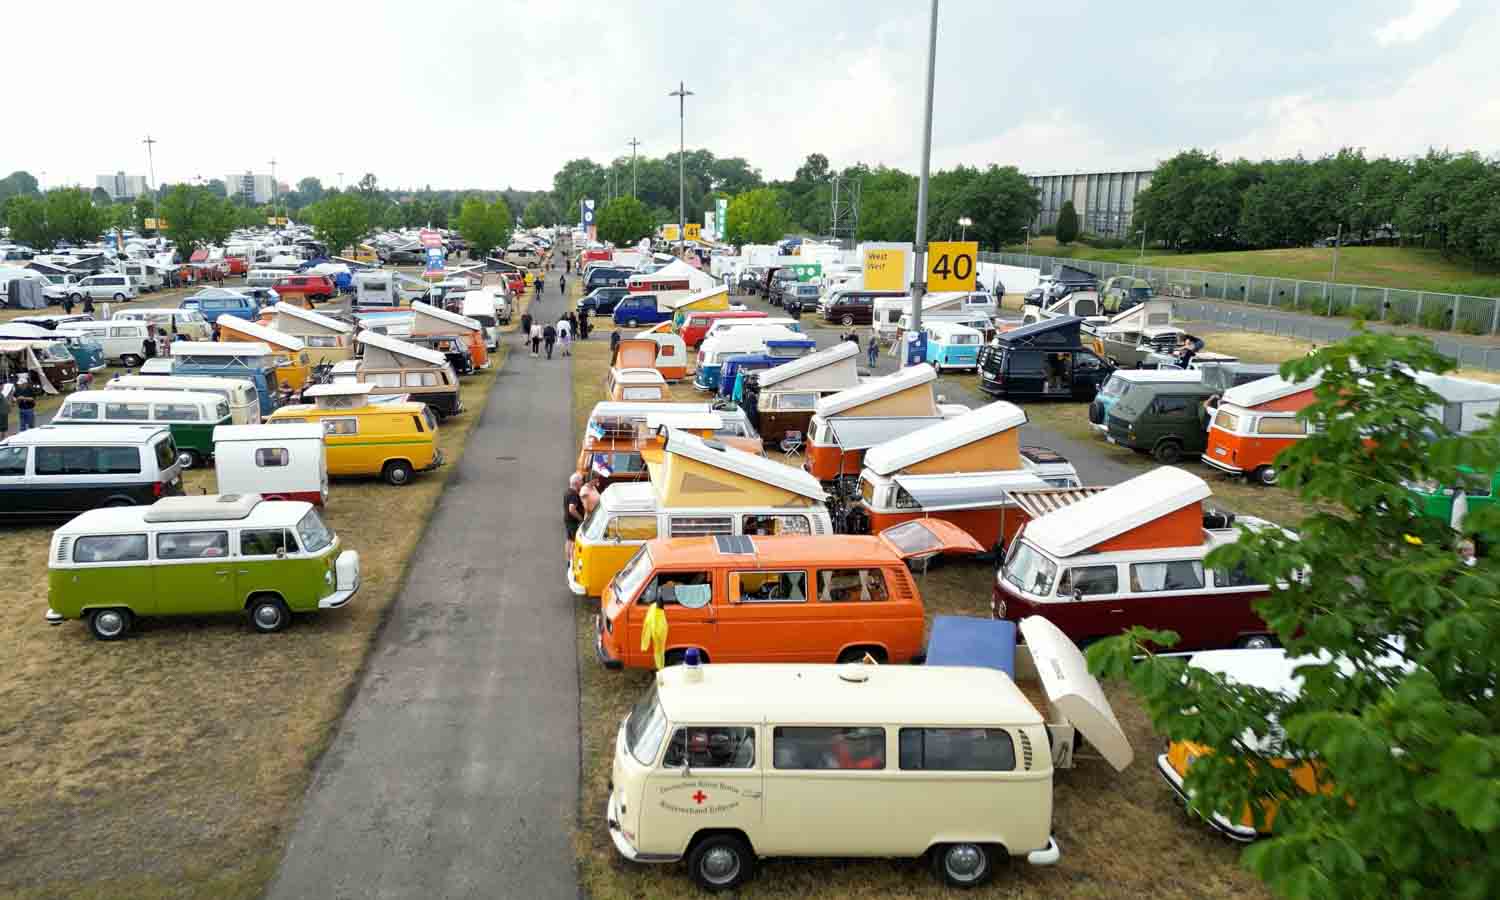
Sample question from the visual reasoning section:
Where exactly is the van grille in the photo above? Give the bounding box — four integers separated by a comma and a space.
1019, 730, 1034, 770
55, 537, 72, 563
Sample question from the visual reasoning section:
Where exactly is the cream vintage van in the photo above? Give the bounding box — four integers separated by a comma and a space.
607, 614, 1132, 891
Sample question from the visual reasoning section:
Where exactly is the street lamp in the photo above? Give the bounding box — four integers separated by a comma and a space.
669, 81, 694, 252
628, 137, 641, 199
142, 135, 158, 239
907, 0, 939, 360
957, 216, 972, 242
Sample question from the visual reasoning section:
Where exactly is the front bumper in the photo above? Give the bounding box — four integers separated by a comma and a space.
568, 562, 587, 597
45, 607, 64, 625
595, 614, 623, 669
1155, 753, 1259, 843
320, 551, 361, 609
1026, 836, 1062, 866
423, 448, 447, 471
608, 789, 679, 863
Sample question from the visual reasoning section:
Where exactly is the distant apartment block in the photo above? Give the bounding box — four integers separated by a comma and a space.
228, 173, 276, 205
1028, 169, 1154, 238
96, 172, 149, 201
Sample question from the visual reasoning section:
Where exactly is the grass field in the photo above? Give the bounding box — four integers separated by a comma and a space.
1003, 237, 1500, 298
0, 344, 503, 897
567, 332, 1267, 900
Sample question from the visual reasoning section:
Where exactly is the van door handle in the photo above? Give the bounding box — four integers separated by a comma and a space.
1109, 608, 1124, 614
741, 790, 762, 799
215, 570, 229, 576
237, 570, 250, 575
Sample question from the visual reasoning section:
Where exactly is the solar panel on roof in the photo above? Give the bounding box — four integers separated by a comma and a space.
715, 535, 755, 555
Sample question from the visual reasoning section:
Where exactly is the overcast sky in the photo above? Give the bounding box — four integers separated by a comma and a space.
7, 0, 1494, 192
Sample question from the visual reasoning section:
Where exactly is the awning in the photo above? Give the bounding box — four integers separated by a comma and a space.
1007, 487, 1107, 520
893, 471, 1047, 511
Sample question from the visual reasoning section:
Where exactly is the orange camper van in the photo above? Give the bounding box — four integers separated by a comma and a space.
594, 519, 984, 670
410, 300, 489, 370
804, 364, 958, 482
614, 334, 689, 382
1201, 373, 1320, 486
578, 402, 762, 488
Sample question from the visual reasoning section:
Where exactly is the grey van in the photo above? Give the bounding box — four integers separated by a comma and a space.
1104, 380, 1219, 463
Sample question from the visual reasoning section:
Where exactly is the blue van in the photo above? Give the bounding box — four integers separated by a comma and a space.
698, 339, 816, 395
611, 293, 672, 328
181, 289, 258, 322
922, 321, 984, 371
170, 342, 283, 415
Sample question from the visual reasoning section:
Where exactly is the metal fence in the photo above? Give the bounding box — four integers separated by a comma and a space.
982, 251, 1500, 337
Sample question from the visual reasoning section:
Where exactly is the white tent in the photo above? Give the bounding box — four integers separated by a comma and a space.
626, 259, 715, 293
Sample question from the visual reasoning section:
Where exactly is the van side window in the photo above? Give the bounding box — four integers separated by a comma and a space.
1154, 396, 1192, 416
1212, 564, 1265, 589
371, 373, 402, 387
240, 529, 298, 557
256, 448, 290, 467
773, 726, 886, 770
1256, 416, 1307, 436
406, 372, 439, 387
157, 531, 230, 560
153, 439, 176, 471
105, 402, 151, 421
0, 447, 26, 476
818, 568, 890, 603
661, 727, 756, 769
605, 516, 658, 541
59, 401, 100, 420
306, 336, 340, 348
733, 571, 808, 603
742, 514, 811, 536
1213, 410, 1241, 431
73, 534, 149, 563
1056, 565, 1119, 596
323, 418, 358, 436
153, 403, 202, 422
639, 571, 712, 606
899, 728, 1016, 771
36, 446, 141, 475
1130, 560, 1205, 592
668, 515, 733, 537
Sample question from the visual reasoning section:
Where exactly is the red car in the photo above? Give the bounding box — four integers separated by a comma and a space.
273, 274, 336, 303
224, 256, 249, 275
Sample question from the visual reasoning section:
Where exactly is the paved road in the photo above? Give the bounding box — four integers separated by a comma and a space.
268, 258, 580, 899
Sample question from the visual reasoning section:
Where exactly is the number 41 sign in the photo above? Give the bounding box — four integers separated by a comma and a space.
926, 241, 978, 292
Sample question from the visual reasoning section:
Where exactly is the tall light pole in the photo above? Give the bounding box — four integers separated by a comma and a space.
669, 81, 693, 252
627, 138, 641, 199
268, 159, 278, 222
142, 135, 158, 238
957, 216, 972, 242
907, 0, 940, 362
337, 171, 344, 191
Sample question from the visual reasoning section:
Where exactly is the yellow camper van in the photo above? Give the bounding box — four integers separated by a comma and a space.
267, 383, 443, 486
216, 316, 312, 392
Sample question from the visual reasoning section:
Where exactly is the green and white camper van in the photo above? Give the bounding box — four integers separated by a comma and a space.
45, 493, 360, 640
54, 389, 232, 469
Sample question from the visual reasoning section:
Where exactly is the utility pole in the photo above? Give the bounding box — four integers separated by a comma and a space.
907, 0, 939, 363
337, 171, 344, 191
142, 135, 158, 239
627, 137, 641, 199
1139, 225, 1147, 261
669, 81, 693, 253
1329, 222, 1343, 285
268, 158, 278, 223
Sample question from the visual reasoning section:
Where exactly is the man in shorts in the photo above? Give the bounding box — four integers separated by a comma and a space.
564, 473, 586, 562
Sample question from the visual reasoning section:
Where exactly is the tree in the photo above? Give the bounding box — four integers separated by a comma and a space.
725, 189, 790, 245
307, 194, 374, 258
158, 185, 234, 261
90, 187, 113, 207
297, 177, 324, 206
454, 197, 512, 259
4, 195, 50, 248
46, 189, 107, 246
1091, 330, 1500, 900
356, 173, 379, 198
1055, 200, 1079, 244
596, 197, 653, 245
522, 196, 556, 228
0, 170, 40, 202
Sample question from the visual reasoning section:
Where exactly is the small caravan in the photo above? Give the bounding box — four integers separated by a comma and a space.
874, 290, 998, 337
215, 316, 312, 392
213, 423, 328, 505
354, 330, 463, 418
994, 466, 1281, 651
264, 302, 355, 366
568, 429, 833, 597
461, 290, 505, 350
740, 341, 862, 444
1200, 374, 1321, 486
353, 271, 401, 309
615, 334, 689, 382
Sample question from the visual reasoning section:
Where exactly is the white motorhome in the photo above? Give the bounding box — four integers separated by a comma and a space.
874, 291, 998, 337
353, 271, 400, 309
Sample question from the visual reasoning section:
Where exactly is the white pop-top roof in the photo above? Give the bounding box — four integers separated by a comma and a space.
644, 411, 723, 432
612, 367, 668, 385
589, 401, 711, 423
654, 662, 1042, 728
924, 321, 983, 339
598, 480, 657, 513
1023, 465, 1210, 558
1414, 371, 1500, 404
56, 494, 313, 536
1106, 369, 1203, 386
303, 382, 375, 398
171, 341, 274, 358
863, 401, 1027, 475
356, 330, 449, 367
410, 300, 481, 332
144, 493, 264, 522
665, 283, 729, 311
273, 302, 353, 334
1017, 615, 1133, 770
213, 423, 324, 443
815, 364, 937, 418
756, 340, 858, 389
64, 389, 226, 407
700, 325, 807, 358
1220, 372, 1321, 410
663, 429, 826, 500
215, 316, 306, 351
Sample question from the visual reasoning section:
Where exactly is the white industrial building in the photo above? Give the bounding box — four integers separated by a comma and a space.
228, 172, 276, 204
1028, 169, 1154, 238
95, 172, 149, 201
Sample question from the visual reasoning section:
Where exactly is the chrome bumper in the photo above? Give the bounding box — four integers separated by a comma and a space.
45, 608, 64, 625
608, 790, 678, 863
1199, 454, 1244, 476
1026, 836, 1061, 866
568, 563, 587, 597
1155, 753, 1258, 843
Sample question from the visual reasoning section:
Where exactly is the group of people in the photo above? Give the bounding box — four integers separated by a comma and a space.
564, 471, 605, 561
840, 328, 882, 369
519, 308, 590, 360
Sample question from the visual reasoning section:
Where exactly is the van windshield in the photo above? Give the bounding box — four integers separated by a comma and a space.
614, 546, 654, 601
297, 509, 334, 553
626, 685, 669, 766
1098, 375, 1127, 399
1112, 383, 1149, 417
1003, 541, 1058, 596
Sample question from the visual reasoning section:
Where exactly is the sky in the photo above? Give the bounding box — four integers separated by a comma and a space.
6, 0, 1495, 193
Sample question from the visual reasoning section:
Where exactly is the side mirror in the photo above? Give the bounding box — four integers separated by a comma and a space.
276, 548, 288, 560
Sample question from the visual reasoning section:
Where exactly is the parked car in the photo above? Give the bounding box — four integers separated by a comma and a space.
1104, 378, 1219, 464
0, 424, 184, 522
74, 274, 138, 302
180, 291, 257, 323
822, 292, 877, 326
585, 267, 632, 293
272, 274, 336, 304
578, 286, 629, 317
39, 273, 82, 303
44, 493, 359, 639
384, 249, 426, 266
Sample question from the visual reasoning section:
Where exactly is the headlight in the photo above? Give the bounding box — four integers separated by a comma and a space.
324, 570, 334, 587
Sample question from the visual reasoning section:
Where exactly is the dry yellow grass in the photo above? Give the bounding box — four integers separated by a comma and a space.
568, 332, 1267, 899
0, 359, 501, 899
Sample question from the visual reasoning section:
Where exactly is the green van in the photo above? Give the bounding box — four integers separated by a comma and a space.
45, 493, 360, 640
54, 389, 232, 469
1407, 468, 1498, 542
1104, 379, 1219, 463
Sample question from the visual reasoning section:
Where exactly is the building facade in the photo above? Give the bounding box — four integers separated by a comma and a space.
1028, 169, 1154, 238
227, 173, 276, 205
95, 172, 148, 201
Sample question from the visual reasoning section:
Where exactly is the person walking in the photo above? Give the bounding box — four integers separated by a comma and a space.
866, 332, 880, 369
558, 317, 572, 356
0, 380, 11, 440
61, 293, 74, 315
558, 273, 567, 296
535, 272, 546, 295
82, 295, 94, 316
520, 311, 533, 345
543, 322, 557, 360
15, 372, 39, 432
609, 329, 621, 359
529, 321, 543, 357
564, 473, 586, 562
577, 310, 591, 341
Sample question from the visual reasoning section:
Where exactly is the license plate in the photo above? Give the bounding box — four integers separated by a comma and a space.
1215, 447, 1227, 457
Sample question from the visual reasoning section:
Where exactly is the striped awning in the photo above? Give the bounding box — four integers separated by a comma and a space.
1008, 487, 1108, 520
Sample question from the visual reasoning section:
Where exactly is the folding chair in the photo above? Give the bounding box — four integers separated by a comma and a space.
779, 430, 804, 460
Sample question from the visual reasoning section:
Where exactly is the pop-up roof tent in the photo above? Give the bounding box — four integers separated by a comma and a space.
614, 339, 658, 369
302, 382, 375, 410
815, 363, 938, 419
1412, 372, 1500, 434
215, 315, 306, 353
667, 283, 731, 313
357, 330, 449, 368
864, 401, 1028, 477
1052, 264, 1098, 286
1220, 372, 1322, 413
409, 300, 481, 335
1023, 466, 1211, 557
271, 302, 354, 338
756, 341, 861, 392
171, 341, 276, 368
995, 315, 1089, 350
650, 429, 826, 508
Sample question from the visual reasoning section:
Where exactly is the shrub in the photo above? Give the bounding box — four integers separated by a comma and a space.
1084, 235, 1127, 249
1458, 315, 1488, 336
1419, 307, 1450, 331
1055, 201, 1079, 245
1388, 310, 1412, 326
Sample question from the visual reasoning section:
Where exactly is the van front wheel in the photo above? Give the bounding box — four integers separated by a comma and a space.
248, 595, 290, 633
176, 449, 201, 469
88, 608, 133, 641
933, 842, 997, 888
1254, 466, 1278, 486
122, 354, 144, 368
383, 460, 414, 486
688, 833, 755, 892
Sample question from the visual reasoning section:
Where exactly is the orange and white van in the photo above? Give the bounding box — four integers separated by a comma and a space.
594, 519, 982, 670
1201, 374, 1320, 486
805, 364, 961, 482
410, 300, 488, 370
615, 335, 689, 382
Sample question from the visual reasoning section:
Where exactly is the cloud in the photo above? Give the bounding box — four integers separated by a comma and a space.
1374, 0, 1461, 45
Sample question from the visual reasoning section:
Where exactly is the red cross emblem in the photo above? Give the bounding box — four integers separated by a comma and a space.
692, 790, 708, 805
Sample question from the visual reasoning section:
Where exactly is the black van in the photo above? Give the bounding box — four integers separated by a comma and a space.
823, 292, 881, 326
976, 316, 1113, 400
584, 267, 631, 292
0, 425, 184, 521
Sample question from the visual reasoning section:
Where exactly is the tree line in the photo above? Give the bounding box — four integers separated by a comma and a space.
1134, 149, 1500, 267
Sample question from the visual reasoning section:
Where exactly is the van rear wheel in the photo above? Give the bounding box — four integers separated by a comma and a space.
122, 354, 144, 368
88, 607, 133, 641
933, 842, 997, 888
113, 293, 126, 302
841, 314, 854, 326
687, 833, 755, 892
1254, 466, 1278, 486
248, 595, 290, 633
1152, 440, 1183, 464
383, 460, 414, 486
176, 449, 201, 469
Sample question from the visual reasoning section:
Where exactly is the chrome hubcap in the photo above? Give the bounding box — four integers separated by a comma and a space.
1243, 635, 1272, 649
946, 844, 985, 881
95, 611, 124, 636
254, 605, 283, 629
701, 846, 740, 884
177, 452, 194, 469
